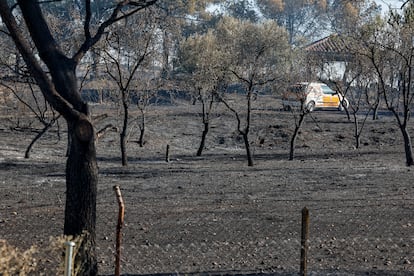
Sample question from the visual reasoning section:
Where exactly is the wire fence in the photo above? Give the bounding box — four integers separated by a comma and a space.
1, 106, 414, 275
95, 172, 414, 276
1, 160, 413, 275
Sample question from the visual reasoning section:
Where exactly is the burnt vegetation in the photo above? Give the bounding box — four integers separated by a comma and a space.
1, 0, 414, 275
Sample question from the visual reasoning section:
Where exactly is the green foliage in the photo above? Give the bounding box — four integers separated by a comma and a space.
223, 0, 260, 22
178, 16, 290, 93
257, 0, 330, 45
330, 0, 381, 33
215, 17, 290, 85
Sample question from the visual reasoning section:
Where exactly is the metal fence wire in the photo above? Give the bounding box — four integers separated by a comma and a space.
94, 156, 414, 276
1, 104, 413, 275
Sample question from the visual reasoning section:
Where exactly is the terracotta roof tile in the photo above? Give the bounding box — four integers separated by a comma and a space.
305, 34, 347, 53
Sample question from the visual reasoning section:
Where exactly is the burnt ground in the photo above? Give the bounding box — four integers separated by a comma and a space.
1, 94, 414, 275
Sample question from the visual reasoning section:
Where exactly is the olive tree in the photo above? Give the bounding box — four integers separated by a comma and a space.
0, 1, 158, 274
102, 12, 159, 166
356, 5, 414, 166
330, 68, 374, 149
215, 17, 289, 166
258, 0, 329, 45
287, 83, 312, 160
377, 5, 414, 166
0, 7, 90, 158
177, 30, 229, 156
309, 43, 376, 149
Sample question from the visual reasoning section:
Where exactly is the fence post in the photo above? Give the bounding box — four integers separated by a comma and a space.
113, 185, 125, 276
166, 144, 170, 162
300, 207, 310, 276
64, 241, 75, 276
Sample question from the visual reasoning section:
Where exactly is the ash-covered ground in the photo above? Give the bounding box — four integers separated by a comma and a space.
1, 95, 414, 275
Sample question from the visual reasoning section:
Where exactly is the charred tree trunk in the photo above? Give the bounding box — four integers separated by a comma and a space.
372, 104, 379, 120
197, 122, 209, 156
0, 2, 98, 274
400, 126, 414, 166
138, 126, 145, 148
196, 90, 214, 157
371, 92, 381, 121
289, 113, 306, 160
65, 118, 98, 275
244, 89, 253, 167
53, 77, 98, 276
120, 91, 129, 166
353, 115, 361, 149
138, 110, 146, 147
344, 105, 351, 121
66, 125, 72, 157
242, 131, 253, 166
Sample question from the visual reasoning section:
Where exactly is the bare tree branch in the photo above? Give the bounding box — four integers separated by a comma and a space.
0, 0, 79, 121
73, 0, 158, 63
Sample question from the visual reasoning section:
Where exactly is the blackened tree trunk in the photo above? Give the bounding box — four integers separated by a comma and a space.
138, 109, 146, 147
120, 90, 129, 166
351, 107, 371, 150
372, 102, 380, 120
388, 105, 414, 166
0, 5, 98, 275
244, 89, 253, 166
400, 126, 414, 166
242, 131, 253, 166
65, 117, 98, 275
289, 112, 306, 160
103, 28, 152, 163
139, 125, 145, 147
196, 93, 215, 157
353, 116, 361, 149
197, 122, 209, 156
219, 91, 254, 166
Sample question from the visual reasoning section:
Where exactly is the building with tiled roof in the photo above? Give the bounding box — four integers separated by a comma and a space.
305, 34, 353, 62
305, 34, 353, 81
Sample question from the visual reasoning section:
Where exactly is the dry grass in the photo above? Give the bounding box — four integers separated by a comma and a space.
0, 239, 37, 275
0, 234, 85, 276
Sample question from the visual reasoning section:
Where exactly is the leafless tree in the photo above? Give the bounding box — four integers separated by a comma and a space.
354, 3, 414, 165
1, 80, 62, 157
287, 85, 311, 160
102, 12, 158, 166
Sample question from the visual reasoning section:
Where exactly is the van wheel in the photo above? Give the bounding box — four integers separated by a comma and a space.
306, 101, 315, 112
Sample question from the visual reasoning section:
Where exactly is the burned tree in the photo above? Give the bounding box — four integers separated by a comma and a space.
102, 12, 158, 166
0, 1, 158, 274
215, 17, 289, 166
178, 30, 229, 156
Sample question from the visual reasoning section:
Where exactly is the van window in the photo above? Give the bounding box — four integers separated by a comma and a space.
321, 84, 335, 95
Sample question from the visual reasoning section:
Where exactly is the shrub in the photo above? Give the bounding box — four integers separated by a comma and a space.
0, 239, 37, 275
0, 233, 85, 275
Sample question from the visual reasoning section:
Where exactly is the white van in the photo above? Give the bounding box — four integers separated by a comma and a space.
282, 82, 349, 112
